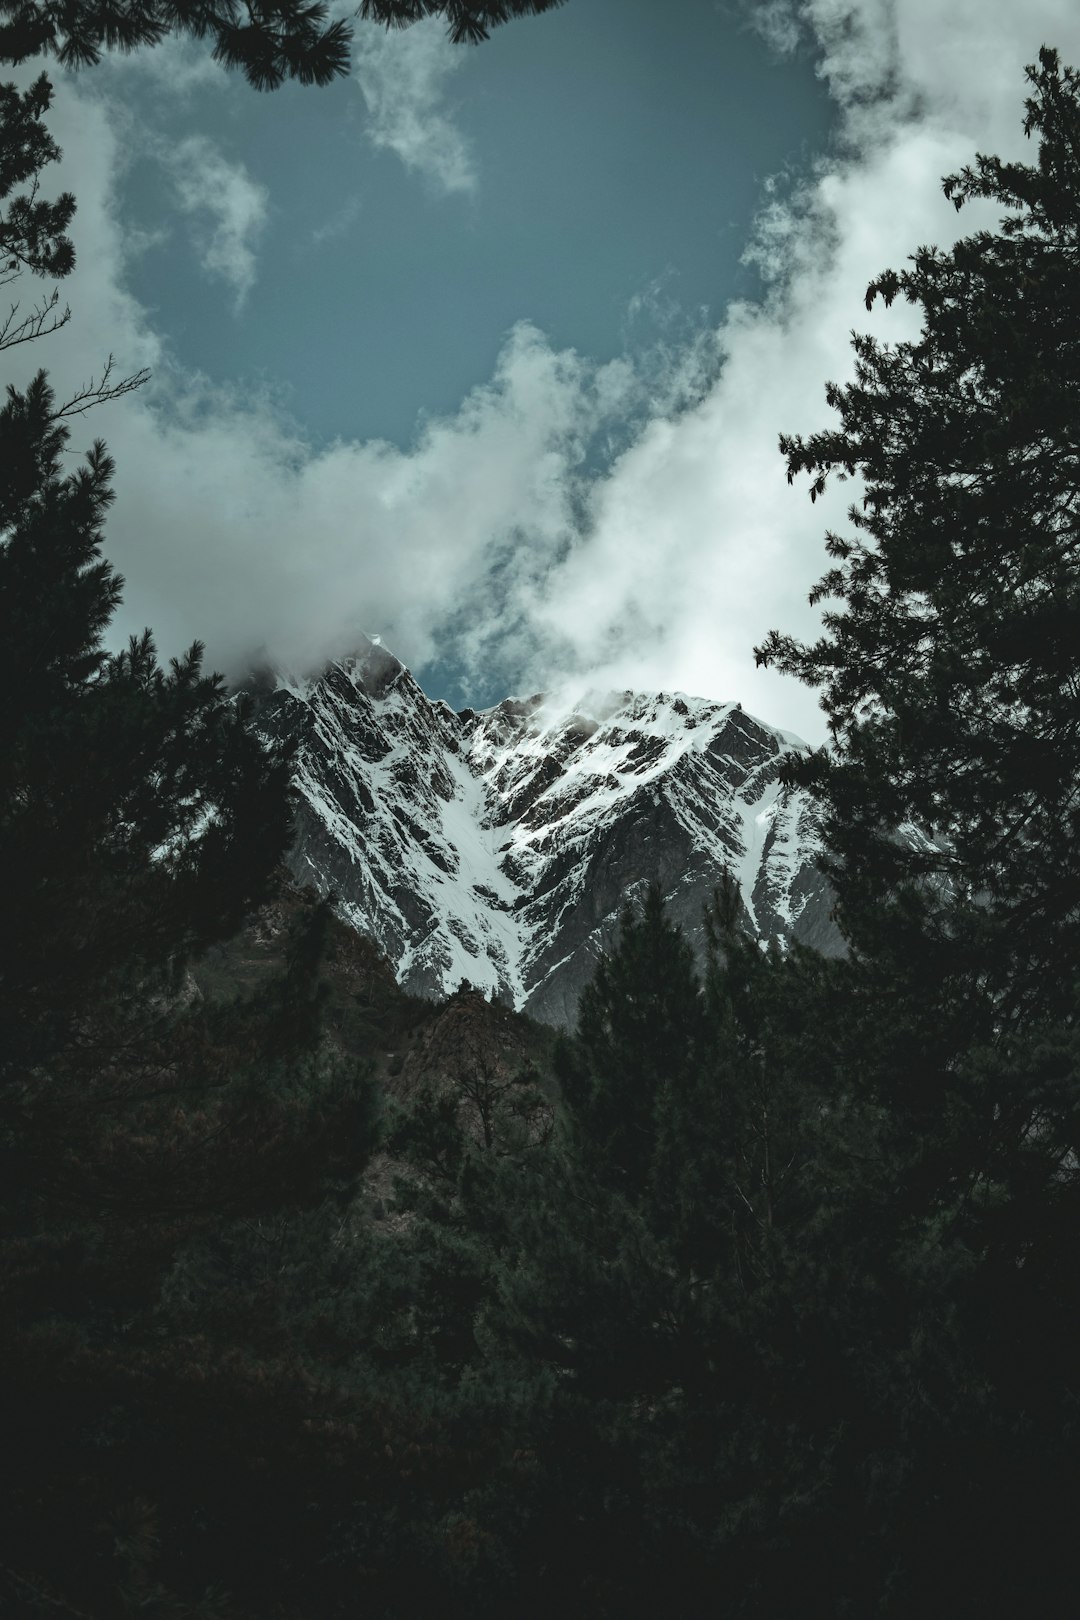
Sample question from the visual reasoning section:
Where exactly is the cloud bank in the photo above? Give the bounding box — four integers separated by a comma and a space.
7, 1, 1080, 745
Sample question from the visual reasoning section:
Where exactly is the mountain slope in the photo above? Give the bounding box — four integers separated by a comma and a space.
250, 638, 842, 1026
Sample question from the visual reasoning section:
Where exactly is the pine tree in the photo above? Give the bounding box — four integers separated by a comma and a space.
0, 0, 568, 90
357, 0, 567, 47
756, 46, 1080, 1033
0, 377, 297, 1085
556, 882, 705, 1201
0, 71, 72, 277
0, 365, 387, 1614
752, 49, 1080, 1615
0, 90, 386, 1617
458, 889, 843, 1615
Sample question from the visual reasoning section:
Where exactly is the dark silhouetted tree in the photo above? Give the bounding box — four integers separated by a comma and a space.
556, 882, 705, 1200
0, 0, 568, 90
0, 370, 297, 1082
752, 47, 1080, 1617
0, 81, 381, 1620
756, 45, 1080, 1033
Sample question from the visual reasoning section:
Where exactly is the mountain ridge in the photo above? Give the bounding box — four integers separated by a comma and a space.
249, 637, 844, 1026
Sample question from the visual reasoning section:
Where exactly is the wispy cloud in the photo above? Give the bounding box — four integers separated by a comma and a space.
160, 135, 269, 311
352, 17, 477, 194
311, 193, 363, 247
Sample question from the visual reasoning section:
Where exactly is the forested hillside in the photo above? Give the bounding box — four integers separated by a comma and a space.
2, 38, 1080, 1620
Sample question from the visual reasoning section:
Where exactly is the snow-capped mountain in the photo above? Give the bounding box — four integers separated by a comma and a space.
249, 637, 842, 1026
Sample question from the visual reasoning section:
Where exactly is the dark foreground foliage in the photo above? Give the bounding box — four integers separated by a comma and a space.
3, 42, 1080, 1620
0, 0, 567, 92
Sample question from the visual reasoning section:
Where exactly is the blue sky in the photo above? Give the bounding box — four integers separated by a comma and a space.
8, 0, 1080, 740
111, 2, 833, 450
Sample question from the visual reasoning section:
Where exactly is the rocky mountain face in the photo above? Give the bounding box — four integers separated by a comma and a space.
248, 637, 843, 1028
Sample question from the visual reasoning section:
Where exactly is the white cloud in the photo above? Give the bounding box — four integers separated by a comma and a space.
8, 2, 1080, 751
352, 16, 477, 193
311, 193, 363, 246
98, 323, 638, 685
160, 135, 269, 310
499, 0, 1080, 739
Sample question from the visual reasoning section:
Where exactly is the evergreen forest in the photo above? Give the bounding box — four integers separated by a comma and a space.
2, 25, 1080, 1619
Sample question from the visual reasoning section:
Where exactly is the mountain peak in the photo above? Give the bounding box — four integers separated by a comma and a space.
338, 634, 409, 696
251, 657, 838, 1026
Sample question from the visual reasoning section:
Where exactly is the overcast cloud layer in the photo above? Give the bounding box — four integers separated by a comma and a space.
9, 1, 1080, 743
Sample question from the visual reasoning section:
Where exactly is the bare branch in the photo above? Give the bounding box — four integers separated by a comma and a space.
0, 286, 70, 351
49, 353, 151, 420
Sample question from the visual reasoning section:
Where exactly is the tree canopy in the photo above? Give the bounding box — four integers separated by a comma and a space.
0, 69, 380, 1617
0, 0, 568, 90
756, 46, 1080, 1029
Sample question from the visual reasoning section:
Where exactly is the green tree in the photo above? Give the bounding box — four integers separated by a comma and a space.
0, 369, 296, 1083
0, 371, 384, 1605
756, 45, 1080, 1033
358, 0, 567, 46
0, 71, 72, 350
752, 48, 1080, 1616
461, 889, 854, 1616
0, 0, 568, 90
556, 882, 706, 1200
0, 84, 384, 1619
